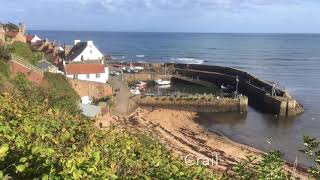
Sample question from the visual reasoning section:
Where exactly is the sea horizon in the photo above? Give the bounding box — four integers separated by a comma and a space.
28, 29, 320, 35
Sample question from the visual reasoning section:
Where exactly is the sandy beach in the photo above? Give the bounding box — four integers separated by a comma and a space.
97, 108, 309, 178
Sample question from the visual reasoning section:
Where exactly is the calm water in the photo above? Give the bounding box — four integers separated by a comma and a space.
30, 31, 320, 167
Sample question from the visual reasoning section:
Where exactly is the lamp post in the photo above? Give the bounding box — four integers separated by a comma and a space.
235, 76, 239, 97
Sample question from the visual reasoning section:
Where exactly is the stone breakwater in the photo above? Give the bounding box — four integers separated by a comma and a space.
172, 63, 304, 116
133, 95, 248, 113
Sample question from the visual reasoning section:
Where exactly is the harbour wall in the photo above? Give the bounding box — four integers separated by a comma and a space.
133, 95, 248, 113
172, 64, 304, 116
123, 73, 172, 82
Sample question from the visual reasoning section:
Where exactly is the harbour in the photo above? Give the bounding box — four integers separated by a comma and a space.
28, 31, 320, 167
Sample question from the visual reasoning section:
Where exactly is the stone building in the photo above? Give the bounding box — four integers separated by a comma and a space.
4, 22, 26, 43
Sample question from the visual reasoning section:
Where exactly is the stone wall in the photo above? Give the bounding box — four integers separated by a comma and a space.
172, 63, 303, 116
123, 73, 172, 82
9, 60, 44, 85
133, 95, 248, 113
67, 79, 113, 100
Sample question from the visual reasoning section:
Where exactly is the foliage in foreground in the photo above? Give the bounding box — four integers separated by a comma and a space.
0, 69, 214, 179
231, 151, 290, 180
303, 136, 320, 179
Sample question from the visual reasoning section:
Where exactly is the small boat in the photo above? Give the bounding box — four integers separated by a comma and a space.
221, 84, 235, 90
130, 89, 141, 95
155, 79, 171, 85
158, 84, 171, 89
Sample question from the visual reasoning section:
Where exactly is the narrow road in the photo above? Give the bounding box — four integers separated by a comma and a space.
109, 76, 137, 116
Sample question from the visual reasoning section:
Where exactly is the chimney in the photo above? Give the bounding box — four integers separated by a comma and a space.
87, 40, 93, 46
74, 40, 81, 45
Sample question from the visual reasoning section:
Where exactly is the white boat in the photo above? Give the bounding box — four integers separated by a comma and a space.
158, 84, 171, 89
155, 79, 171, 85
130, 89, 141, 95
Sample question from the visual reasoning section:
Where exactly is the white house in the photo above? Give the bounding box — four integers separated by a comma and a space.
64, 63, 109, 83
31, 35, 41, 43
67, 40, 104, 63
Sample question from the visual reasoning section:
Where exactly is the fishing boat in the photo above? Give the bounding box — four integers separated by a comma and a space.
221, 84, 235, 91
130, 89, 141, 95
158, 84, 171, 89
155, 79, 171, 85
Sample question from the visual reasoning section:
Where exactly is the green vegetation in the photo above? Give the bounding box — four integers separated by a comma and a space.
0, 51, 215, 179
231, 151, 290, 179
1, 23, 19, 32
42, 73, 80, 114
9, 42, 43, 65
0, 46, 12, 62
303, 136, 320, 179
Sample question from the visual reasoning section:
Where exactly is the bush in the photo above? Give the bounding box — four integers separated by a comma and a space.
0, 61, 215, 179
0, 45, 12, 62
42, 72, 80, 113
8, 42, 42, 65
232, 151, 290, 179
303, 136, 320, 179
0, 90, 214, 179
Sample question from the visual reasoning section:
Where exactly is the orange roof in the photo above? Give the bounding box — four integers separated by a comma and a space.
5, 31, 18, 37
65, 63, 105, 75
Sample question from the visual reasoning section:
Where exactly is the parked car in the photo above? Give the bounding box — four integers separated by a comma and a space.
110, 71, 120, 76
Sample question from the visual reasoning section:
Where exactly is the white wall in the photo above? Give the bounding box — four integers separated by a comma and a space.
72, 41, 104, 62
31, 35, 41, 43
66, 67, 109, 83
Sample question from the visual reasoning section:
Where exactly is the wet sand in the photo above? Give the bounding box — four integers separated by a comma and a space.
97, 108, 309, 178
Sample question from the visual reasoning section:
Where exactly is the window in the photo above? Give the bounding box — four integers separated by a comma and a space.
90, 50, 93, 54
96, 74, 100, 78
86, 74, 90, 78
74, 74, 78, 79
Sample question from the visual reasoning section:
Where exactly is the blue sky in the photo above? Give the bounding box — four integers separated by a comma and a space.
0, 0, 319, 33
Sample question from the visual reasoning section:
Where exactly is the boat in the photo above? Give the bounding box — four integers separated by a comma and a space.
221, 84, 234, 90
158, 84, 171, 89
130, 89, 141, 95
155, 79, 171, 85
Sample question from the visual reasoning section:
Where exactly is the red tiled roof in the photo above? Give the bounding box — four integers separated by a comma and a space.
65, 63, 105, 75
5, 31, 18, 37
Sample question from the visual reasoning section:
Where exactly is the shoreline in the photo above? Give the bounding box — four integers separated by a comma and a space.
97, 108, 309, 178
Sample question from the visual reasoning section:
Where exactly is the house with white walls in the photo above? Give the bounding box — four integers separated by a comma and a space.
26, 34, 41, 44
66, 40, 104, 63
64, 63, 109, 83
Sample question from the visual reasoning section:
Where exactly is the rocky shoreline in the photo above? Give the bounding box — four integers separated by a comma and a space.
96, 108, 309, 178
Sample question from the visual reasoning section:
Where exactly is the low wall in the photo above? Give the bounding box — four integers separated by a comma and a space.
68, 79, 113, 100
9, 60, 44, 85
133, 95, 248, 113
124, 73, 172, 82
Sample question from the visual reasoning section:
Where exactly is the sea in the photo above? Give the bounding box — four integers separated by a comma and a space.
30, 31, 320, 167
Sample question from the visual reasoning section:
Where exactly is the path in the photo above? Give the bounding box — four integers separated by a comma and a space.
109, 76, 137, 116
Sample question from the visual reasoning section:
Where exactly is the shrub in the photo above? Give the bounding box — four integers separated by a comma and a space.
8, 42, 42, 65
303, 136, 320, 179
0, 90, 215, 179
232, 151, 290, 180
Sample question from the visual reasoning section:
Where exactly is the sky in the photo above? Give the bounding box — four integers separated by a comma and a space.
0, 0, 319, 33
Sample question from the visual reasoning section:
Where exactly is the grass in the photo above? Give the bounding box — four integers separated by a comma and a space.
9, 42, 43, 65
